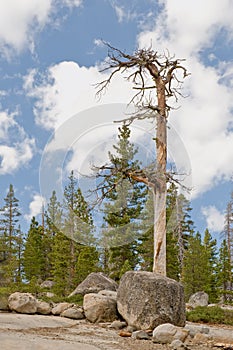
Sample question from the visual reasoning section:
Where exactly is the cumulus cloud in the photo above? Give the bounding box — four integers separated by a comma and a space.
202, 205, 225, 233
0, 0, 82, 58
25, 194, 45, 221
23, 61, 135, 130
0, 111, 35, 174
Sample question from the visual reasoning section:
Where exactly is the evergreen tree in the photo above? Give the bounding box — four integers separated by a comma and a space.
63, 171, 96, 289
44, 190, 63, 280
100, 124, 147, 280
23, 217, 46, 283
137, 191, 154, 271
75, 246, 99, 284
217, 239, 233, 302
181, 232, 209, 300
223, 195, 233, 271
203, 229, 218, 302
0, 184, 21, 283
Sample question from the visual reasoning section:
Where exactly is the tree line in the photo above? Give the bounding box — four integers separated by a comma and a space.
0, 124, 233, 302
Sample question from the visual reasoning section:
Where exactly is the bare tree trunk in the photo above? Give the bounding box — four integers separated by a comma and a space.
152, 82, 167, 275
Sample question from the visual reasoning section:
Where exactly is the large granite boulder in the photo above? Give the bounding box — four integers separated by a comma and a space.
8, 292, 37, 314
69, 272, 118, 297
117, 271, 185, 330
83, 293, 118, 323
188, 291, 209, 308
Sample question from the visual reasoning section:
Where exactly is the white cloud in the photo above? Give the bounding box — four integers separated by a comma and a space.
0, 111, 35, 174
25, 194, 45, 221
24, 61, 135, 130
202, 205, 225, 233
0, 0, 82, 58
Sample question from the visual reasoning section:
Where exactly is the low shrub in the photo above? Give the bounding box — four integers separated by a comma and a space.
186, 306, 233, 326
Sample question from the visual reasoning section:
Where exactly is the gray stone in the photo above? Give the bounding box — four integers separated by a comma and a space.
52, 302, 72, 316
61, 306, 85, 320
8, 292, 37, 314
188, 291, 209, 308
132, 330, 150, 340
69, 272, 118, 297
36, 300, 52, 315
185, 324, 210, 337
170, 339, 186, 349
117, 271, 185, 330
152, 323, 189, 344
40, 280, 55, 289
83, 293, 118, 323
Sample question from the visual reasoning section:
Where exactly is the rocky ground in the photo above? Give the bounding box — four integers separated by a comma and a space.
1, 312, 233, 350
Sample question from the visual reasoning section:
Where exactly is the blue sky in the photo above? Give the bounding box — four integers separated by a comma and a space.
0, 0, 233, 241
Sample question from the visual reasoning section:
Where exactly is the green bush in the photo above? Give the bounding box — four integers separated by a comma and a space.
186, 306, 233, 326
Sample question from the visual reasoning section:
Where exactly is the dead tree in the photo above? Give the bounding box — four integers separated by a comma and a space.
96, 44, 189, 276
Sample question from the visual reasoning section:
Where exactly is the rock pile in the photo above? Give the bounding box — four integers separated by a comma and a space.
2, 271, 233, 348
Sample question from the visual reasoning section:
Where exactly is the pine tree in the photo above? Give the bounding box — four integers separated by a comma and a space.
46, 190, 71, 295
44, 190, 63, 280
181, 232, 209, 300
100, 124, 147, 280
217, 239, 233, 302
0, 184, 21, 283
137, 191, 154, 271
23, 217, 46, 283
203, 228, 218, 302
75, 246, 99, 284
223, 195, 233, 271
63, 171, 96, 289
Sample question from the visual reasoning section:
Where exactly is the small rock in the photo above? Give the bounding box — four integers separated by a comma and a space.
153, 323, 189, 344
132, 330, 150, 340
188, 291, 209, 308
119, 330, 132, 337
185, 324, 210, 338
193, 332, 210, 344
51, 302, 72, 316
40, 280, 55, 289
108, 320, 127, 330
61, 306, 85, 320
170, 339, 186, 349
36, 300, 51, 315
